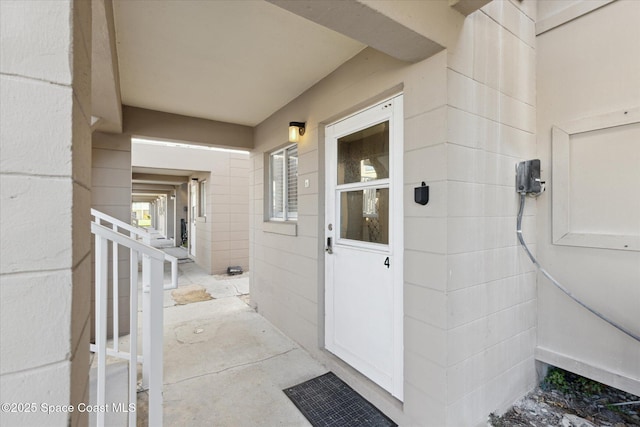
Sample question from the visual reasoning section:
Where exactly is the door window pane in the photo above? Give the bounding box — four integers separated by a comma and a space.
340, 188, 389, 244
337, 121, 389, 185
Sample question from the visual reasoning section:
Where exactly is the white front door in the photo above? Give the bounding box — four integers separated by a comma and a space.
189, 180, 197, 257
325, 95, 403, 400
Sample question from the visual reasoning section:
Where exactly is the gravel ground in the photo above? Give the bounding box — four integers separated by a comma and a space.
489, 369, 639, 427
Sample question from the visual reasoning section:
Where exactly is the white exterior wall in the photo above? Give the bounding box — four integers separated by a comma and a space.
250, 2, 538, 424
442, 1, 538, 424
91, 132, 132, 337
132, 143, 250, 274
536, 0, 640, 395
0, 1, 93, 426
251, 48, 445, 425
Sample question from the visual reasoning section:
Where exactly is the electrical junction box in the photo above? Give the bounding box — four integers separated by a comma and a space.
516, 159, 543, 195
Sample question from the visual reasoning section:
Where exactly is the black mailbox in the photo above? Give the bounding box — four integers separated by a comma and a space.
414, 182, 429, 205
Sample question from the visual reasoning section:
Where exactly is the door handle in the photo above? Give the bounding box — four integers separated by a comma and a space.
325, 237, 333, 254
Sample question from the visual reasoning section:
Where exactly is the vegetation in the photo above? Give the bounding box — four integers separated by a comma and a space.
488, 367, 639, 426
541, 367, 603, 396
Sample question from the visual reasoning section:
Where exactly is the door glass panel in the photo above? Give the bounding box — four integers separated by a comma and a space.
340, 188, 389, 244
338, 122, 389, 184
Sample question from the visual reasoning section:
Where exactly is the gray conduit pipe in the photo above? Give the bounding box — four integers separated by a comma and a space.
517, 193, 640, 343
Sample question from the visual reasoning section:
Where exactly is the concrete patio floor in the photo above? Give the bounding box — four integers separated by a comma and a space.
142, 254, 327, 426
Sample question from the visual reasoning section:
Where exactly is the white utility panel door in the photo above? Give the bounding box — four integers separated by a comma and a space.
325, 95, 404, 400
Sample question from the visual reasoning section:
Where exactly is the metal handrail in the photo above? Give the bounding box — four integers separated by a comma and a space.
92, 208, 151, 242
91, 223, 163, 260
91, 210, 164, 427
91, 208, 179, 288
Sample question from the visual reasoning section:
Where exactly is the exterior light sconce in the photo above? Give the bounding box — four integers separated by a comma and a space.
289, 122, 306, 143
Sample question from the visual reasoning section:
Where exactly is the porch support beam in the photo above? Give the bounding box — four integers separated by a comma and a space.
124, 106, 254, 150
132, 173, 189, 185
131, 184, 175, 195
266, 0, 466, 63
448, 0, 492, 16
92, 0, 123, 133
132, 196, 163, 203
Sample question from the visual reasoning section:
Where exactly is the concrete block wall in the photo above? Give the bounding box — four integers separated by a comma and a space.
91, 132, 132, 337
442, 1, 539, 425
251, 47, 449, 425
132, 143, 250, 274
210, 153, 250, 273
250, 42, 447, 407
401, 2, 539, 423
0, 1, 93, 426
251, 1, 539, 426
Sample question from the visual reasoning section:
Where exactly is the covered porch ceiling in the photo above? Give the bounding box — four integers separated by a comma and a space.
92, 0, 489, 195
93, 0, 488, 134
112, 0, 366, 127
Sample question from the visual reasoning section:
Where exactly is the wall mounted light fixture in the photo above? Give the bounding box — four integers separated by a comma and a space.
289, 122, 306, 143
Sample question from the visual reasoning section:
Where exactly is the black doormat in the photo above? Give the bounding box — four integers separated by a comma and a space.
283, 372, 397, 427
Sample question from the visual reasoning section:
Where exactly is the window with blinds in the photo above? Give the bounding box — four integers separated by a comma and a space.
270, 144, 298, 221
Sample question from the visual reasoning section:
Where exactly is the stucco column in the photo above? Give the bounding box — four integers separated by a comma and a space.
0, 1, 92, 426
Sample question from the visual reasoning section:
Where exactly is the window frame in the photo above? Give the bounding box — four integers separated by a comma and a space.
268, 143, 298, 222
198, 180, 206, 218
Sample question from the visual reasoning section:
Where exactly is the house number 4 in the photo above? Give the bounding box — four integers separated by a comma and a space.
384, 257, 390, 268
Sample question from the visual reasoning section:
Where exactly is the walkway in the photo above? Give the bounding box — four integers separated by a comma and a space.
142, 256, 326, 426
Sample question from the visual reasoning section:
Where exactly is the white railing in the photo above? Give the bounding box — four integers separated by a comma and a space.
90, 209, 173, 426
92, 209, 178, 290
